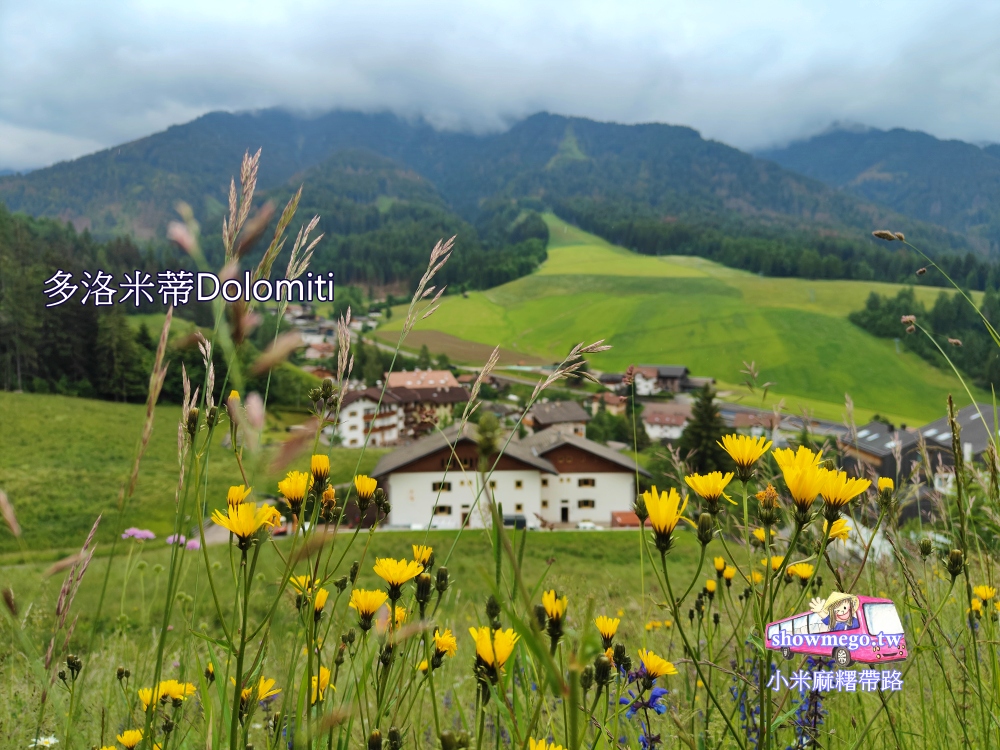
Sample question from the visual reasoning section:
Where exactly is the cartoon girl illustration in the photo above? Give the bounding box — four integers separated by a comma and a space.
809, 591, 860, 632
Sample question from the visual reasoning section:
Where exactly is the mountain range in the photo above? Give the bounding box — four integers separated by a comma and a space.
760, 125, 1000, 254
0, 110, 965, 244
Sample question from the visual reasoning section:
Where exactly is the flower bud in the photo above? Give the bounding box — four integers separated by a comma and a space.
594, 654, 612, 686
424, 568, 443, 596
387, 727, 402, 750
697, 513, 714, 547
919, 538, 933, 559
947, 549, 965, 580
633, 494, 648, 524
534, 604, 547, 629
415, 573, 433, 617
321, 378, 335, 400
349, 561, 360, 584
486, 595, 501, 621
186, 407, 200, 438
206, 405, 219, 427
580, 664, 595, 692
368, 730, 383, 750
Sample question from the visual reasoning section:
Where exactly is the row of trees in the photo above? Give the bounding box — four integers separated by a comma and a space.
555, 198, 1000, 291
0, 207, 317, 403
850, 286, 1000, 389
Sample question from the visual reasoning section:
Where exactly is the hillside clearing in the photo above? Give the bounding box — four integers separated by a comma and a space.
376, 214, 984, 424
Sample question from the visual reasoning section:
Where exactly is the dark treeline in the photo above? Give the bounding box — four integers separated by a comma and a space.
237, 151, 552, 293
0, 207, 315, 404
555, 198, 1000, 291
850, 287, 1000, 389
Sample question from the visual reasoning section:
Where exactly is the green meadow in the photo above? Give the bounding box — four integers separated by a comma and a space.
377, 214, 982, 424
0, 392, 386, 554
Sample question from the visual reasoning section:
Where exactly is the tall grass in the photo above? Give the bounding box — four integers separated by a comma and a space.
2, 173, 1000, 750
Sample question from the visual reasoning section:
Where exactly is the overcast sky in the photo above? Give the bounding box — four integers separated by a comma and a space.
2, 0, 1000, 170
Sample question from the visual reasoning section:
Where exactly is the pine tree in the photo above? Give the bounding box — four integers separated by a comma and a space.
678, 385, 730, 473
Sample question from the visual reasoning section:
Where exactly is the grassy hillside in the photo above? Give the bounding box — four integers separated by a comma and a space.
0, 392, 386, 554
377, 215, 984, 424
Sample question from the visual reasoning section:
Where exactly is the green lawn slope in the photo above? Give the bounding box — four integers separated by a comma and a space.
0, 392, 386, 554
376, 214, 984, 424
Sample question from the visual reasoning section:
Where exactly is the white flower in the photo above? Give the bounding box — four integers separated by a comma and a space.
30, 737, 59, 748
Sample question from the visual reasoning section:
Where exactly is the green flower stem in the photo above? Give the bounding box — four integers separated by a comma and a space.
657, 549, 747, 750
678, 546, 708, 605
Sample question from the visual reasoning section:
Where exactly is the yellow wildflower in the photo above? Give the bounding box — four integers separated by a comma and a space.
311, 454, 330, 482
529, 740, 567, 750
117, 730, 145, 749
412, 544, 433, 565
641, 486, 695, 552
469, 626, 519, 669
821, 471, 871, 509
786, 563, 815, 580
637, 648, 678, 678
824, 518, 851, 543
761, 556, 785, 572
278, 470, 311, 510
226, 484, 252, 509
974, 585, 997, 601
434, 628, 458, 657
719, 434, 772, 476
350, 588, 389, 630
684, 471, 735, 509
595, 616, 620, 648
311, 666, 331, 704
542, 590, 568, 621
211, 502, 280, 544
373, 557, 424, 599
773, 445, 822, 472
354, 474, 378, 500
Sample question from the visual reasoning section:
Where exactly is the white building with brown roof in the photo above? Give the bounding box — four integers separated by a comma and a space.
642, 402, 693, 441
327, 387, 403, 448
524, 400, 591, 437
370, 425, 649, 529
371, 423, 554, 529
520, 429, 651, 526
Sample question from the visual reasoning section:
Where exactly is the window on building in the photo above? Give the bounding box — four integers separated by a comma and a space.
348, 411, 358, 417
515, 480, 523, 489
541, 478, 548, 487
541, 500, 549, 508
515, 503, 523, 512
432, 482, 452, 492
578, 478, 596, 487
349, 424, 358, 431
578, 499, 596, 509
434, 505, 453, 515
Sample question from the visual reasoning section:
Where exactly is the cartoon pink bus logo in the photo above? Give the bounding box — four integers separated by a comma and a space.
766, 592, 907, 667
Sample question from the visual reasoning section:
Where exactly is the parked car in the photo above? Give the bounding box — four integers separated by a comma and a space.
577, 521, 598, 530
503, 514, 527, 530
765, 595, 907, 667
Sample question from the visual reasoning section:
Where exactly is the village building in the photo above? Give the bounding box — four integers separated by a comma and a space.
383, 370, 470, 436
838, 403, 995, 489
371, 423, 554, 529
304, 341, 336, 360
370, 424, 648, 529
642, 402, 692, 441
588, 391, 627, 417
326, 387, 404, 448
519, 429, 651, 525
524, 400, 591, 437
